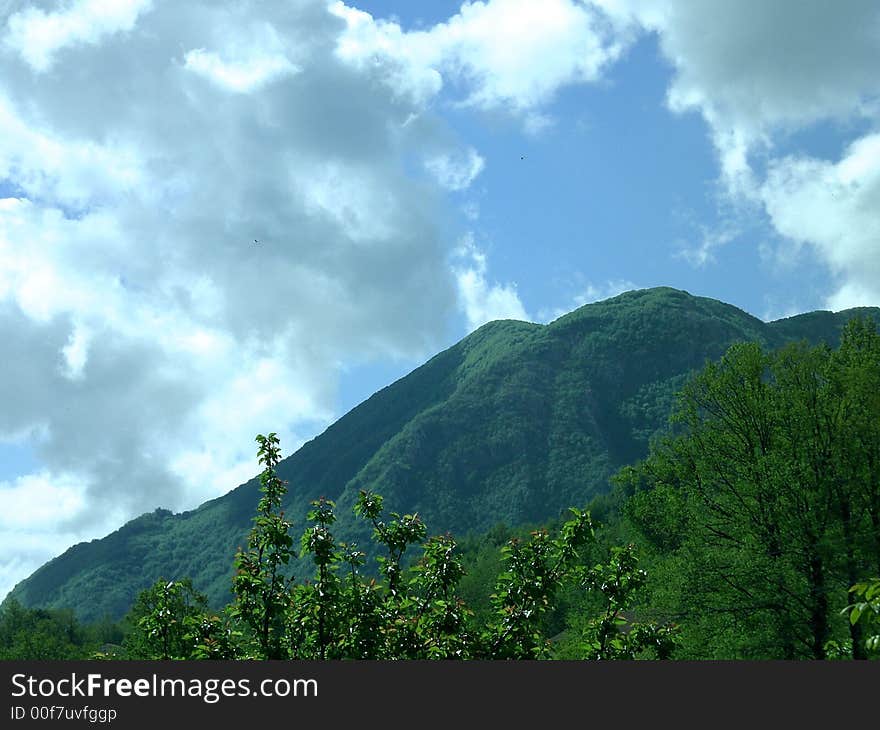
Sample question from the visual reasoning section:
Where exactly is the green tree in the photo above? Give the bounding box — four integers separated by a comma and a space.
830, 320, 880, 658
619, 319, 880, 659
0, 600, 95, 659
123, 578, 209, 659
845, 578, 880, 657
482, 508, 594, 658
113, 432, 675, 661
230, 433, 296, 659
576, 544, 678, 660
288, 490, 471, 659
278, 477, 627, 659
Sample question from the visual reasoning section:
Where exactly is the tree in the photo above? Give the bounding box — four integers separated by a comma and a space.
230, 433, 296, 659
123, 578, 209, 659
280, 444, 672, 659
619, 319, 880, 659
845, 578, 880, 657
118, 432, 674, 661
483, 508, 594, 658
576, 544, 678, 660
0, 599, 95, 660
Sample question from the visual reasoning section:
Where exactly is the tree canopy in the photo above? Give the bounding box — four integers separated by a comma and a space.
619, 318, 880, 659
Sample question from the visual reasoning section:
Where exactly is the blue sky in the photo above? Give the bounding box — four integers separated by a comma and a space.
1, 0, 879, 600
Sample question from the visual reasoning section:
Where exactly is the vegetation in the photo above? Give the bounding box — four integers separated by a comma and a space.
8, 288, 877, 622
120, 578, 211, 661
618, 318, 880, 659
2, 292, 878, 660
105, 433, 673, 660
229, 433, 296, 659
0, 599, 122, 659
845, 578, 880, 657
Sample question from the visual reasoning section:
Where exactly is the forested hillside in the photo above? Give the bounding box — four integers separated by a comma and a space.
7, 288, 878, 622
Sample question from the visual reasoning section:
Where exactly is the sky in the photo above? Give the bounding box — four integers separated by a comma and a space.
0, 0, 879, 602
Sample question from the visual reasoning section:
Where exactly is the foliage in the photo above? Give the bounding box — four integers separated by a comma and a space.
282, 488, 601, 659
0, 599, 121, 659
575, 545, 678, 660
5, 294, 878, 661
105, 435, 672, 661
230, 433, 296, 659
121, 578, 210, 660
844, 578, 880, 657
618, 318, 880, 659
484, 508, 594, 658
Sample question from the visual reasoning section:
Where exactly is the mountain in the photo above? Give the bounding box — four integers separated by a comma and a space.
7, 288, 879, 621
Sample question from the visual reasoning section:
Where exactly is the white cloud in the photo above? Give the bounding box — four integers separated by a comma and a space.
675, 222, 741, 269
760, 300, 807, 324
453, 235, 529, 331
3, 0, 877, 606
0, 471, 88, 530
329, 2, 444, 106
0, 100, 144, 211
0, 0, 483, 598
331, 0, 634, 120
572, 279, 636, 306
417, 0, 630, 112
598, 0, 880, 304
330, 1, 880, 312
461, 200, 480, 221
297, 160, 401, 242
825, 283, 880, 312
181, 18, 301, 93
60, 320, 91, 379
0, 470, 128, 598
522, 112, 555, 137
761, 133, 880, 309
424, 147, 484, 191
4, 0, 153, 72
602, 0, 880, 146
183, 48, 298, 93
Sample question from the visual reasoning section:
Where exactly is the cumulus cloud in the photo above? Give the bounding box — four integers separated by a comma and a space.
413, 0, 630, 113
329, 2, 444, 106
599, 0, 880, 305
183, 48, 299, 93
331, 0, 633, 119
0, 468, 127, 608
602, 1, 880, 156
761, 133, 880, 308
424, 147, 484, 191
453, 235, 529, 331
0, 0, 636, 599
4, 0, 154, 73
0, 0, 487, 598
332, 0, 880, 315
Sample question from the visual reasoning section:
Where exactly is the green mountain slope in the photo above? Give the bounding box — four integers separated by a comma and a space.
8, 288, 878, 621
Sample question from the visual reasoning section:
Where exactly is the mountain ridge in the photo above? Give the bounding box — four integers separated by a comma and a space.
8, 287, 879, 621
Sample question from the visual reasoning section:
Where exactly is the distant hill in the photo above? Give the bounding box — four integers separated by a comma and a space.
8, 287, 878, 621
